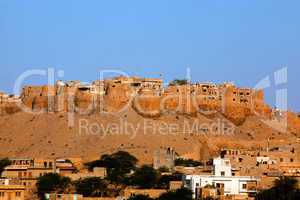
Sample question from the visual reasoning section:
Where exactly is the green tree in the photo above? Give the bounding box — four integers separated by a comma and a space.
157, 173, 183, 189
256, 176, 300, 200
36, 173, 71, 199
131, 165, 159, 189
74, 177, 108, 197
0, 158, 11, 176
85, 151, 138, 183
127, 194, 154, 200
169, 79, 188, 86
175, 158, 203, 167
157, 166, 170, 173
158, 188, 193, 200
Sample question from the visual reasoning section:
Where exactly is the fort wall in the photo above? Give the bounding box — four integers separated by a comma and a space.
0, 76, 274, 125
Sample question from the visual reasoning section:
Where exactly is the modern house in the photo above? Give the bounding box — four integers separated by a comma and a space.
183, 157, 259, 199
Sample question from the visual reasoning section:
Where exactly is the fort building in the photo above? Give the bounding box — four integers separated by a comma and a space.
0, 76, 273, 126
1, 158, 76, 199
0, 179, 25, 200
153, 147, 176, 171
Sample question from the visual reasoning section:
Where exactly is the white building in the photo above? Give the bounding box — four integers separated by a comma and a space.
183, 157, 259, 199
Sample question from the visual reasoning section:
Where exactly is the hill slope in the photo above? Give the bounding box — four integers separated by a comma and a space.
0, 108, 298, 164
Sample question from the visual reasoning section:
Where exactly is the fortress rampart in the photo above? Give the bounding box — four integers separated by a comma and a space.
0, 76, 272, 124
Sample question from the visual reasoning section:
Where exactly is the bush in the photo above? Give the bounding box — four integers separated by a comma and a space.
156, 173, 183, 189
85, 151, 138, 183
169, 79, 188, 86
36, 173, 71, 199
0, 158, 11, 176
127, 194, 154, 200
74, 177, 108, 197
175, 158, 203, 167
256, 177, 300, 200
158, 166, 170, 173
158, 188, 193, 200
131, 165, 159, 189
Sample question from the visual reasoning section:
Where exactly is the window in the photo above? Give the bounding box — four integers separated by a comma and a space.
185, 180, 191, 186
290, 158, 294, 162
49, 162, 53, 167
0, 192, 4, 197
280, 158, 284, 162
291, 148, 295, 153
221, 171, 225, 176
242, 184, 247, 189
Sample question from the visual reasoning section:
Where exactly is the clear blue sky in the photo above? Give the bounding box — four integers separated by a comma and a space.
0, 0, 299, 111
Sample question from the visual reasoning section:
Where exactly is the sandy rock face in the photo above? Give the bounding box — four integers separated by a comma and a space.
74, 90, 94, 113
161, 85, 198, 116
223, 105, 250, 126
132, 89, 161, 117
20, 86, 56, 112
32, 96, 51, 112
104, 83, 133, 113
287, 112, 300, 135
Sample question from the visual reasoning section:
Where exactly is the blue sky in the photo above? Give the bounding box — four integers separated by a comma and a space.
0, 0, 299, 111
